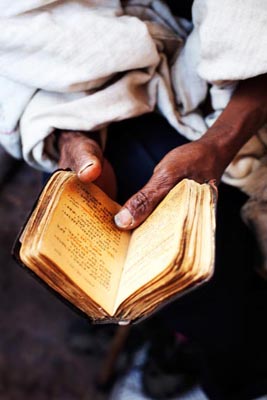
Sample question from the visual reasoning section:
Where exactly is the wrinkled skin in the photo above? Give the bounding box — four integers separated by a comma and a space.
59, 74, 267, 230
58, 131, 117, 200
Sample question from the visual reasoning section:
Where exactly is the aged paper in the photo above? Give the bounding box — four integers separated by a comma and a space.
114, 180, 191, 309
39, 177, 131, 315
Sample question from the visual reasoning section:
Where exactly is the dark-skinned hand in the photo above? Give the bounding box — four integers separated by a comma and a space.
58, 130, 117, 200
114, 74, 267, 229
57, 74, 267, 231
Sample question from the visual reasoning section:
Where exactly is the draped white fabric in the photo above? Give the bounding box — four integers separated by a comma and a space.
0, 0, 266, 194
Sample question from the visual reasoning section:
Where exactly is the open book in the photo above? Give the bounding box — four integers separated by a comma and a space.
14, 171, 216, 324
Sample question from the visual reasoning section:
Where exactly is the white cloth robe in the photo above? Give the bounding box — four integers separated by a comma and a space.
0, 0, 267, 197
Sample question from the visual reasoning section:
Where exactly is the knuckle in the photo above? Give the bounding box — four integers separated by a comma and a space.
130, 191, 151, 216
153, 166, 176, 191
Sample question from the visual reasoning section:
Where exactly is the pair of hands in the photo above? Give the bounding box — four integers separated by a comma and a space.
59, 74, 267, 231
58, 130, 223, 230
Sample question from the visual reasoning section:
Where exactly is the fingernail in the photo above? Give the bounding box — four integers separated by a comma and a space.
78, 162, 94, 176
114, 208, 134, 228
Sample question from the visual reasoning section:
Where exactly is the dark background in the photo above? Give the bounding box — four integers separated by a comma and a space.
0, 152, 111, 400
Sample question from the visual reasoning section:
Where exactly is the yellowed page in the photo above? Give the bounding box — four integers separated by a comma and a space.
38, 177, 131, 316
114, 180, 191, 310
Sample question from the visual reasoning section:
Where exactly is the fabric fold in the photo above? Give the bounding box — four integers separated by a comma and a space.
0, 0, 267, 195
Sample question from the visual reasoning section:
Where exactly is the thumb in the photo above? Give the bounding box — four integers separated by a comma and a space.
58, 131, 103, 183
114, 173, 173, 230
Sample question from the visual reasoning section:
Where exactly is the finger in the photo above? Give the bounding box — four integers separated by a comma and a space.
77, 155, 102, 183
58, 131, 103, 183
114, 171, 175, 230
